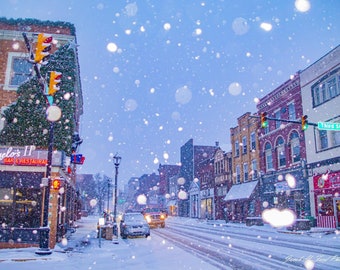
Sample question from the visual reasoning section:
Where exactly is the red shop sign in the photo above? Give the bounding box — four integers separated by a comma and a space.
313, 172, 340, 190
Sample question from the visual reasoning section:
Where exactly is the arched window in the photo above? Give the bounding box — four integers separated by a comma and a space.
265, 142, 273, 171
276, 136, 286, 168
290, 131, 301, 163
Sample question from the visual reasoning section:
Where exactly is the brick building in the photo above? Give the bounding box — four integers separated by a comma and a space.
256, 74, 310, 219
226, 112, 261, 222
0, 18, 83, 249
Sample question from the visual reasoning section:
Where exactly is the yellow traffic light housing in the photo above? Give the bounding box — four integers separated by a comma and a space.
48, 71, 62, 96
34, 33, 52, 64
301, 115, 308, 131
260, 112, 268, 128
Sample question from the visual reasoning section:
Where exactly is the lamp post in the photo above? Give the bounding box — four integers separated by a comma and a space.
107, 177, 112, 221
113, 154, 121, 237
36, 105, 62, 255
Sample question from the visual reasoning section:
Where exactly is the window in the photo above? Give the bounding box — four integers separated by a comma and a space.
319, 130, 328, 150
274, 110, 281, 129
288, 103, 296, 120
276, 137, 286, 168
242, 136, 247, 154
5, 52, 32, 90
312, 68, 340, 107
236, 165, 241, 183
290, 131, 301, 163
235, 140, 239, 157
251, 160, 257, 180
265, 142, 273, 171
332, 130, 340, 147
243, 163, 248, 182
250, 132, 256, 151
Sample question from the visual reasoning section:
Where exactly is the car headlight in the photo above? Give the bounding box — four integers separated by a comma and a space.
160, 214, 165, 219
145, 215, 152, 223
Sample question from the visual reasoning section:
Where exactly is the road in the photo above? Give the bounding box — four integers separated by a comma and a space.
152, 217, 340, 270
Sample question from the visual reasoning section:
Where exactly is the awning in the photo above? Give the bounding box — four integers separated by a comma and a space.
224, 181, 258, 201
166, 200, 177, 207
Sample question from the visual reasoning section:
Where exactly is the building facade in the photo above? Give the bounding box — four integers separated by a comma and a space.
300, 45, 340, 228
226, 112, 261, 222
0, 18, 83, 248
179, 139, 217, 217
257, 74, 310, 219
214, 149, 232, 220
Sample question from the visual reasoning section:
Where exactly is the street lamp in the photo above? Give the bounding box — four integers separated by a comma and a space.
113, 154, 121, 237
36, 105, 62, 255
107, 177, 112, 221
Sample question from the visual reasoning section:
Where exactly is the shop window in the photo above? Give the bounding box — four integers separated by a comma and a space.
317, 195, 334, 216
0, 187, 41, 228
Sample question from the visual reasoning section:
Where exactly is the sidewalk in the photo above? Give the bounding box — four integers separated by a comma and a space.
0, 216, 99, 263
205, 218, 337, 235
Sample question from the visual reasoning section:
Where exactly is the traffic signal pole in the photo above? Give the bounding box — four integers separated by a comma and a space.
22, 32, 54, 255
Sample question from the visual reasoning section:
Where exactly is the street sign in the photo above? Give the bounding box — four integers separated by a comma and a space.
318, 122, 340, 131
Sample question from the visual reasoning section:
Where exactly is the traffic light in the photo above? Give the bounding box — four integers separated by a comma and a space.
34, 33, 52, 64
48, 71, 62, 96
260, 112, 268, 128
301, 115, 308, 131
52, 179, 61, 190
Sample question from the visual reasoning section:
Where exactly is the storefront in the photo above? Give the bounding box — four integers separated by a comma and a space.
200, 187, 214, 220
312, 171, 340, 228
224, 181, 260, 222
0, 145, 72, 248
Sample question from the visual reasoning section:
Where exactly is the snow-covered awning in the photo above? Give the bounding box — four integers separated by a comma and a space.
224, 181, 258, 201
166, 200, 177, 207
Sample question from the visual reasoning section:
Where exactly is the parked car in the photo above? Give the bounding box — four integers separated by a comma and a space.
142, 208, 166, 228
120, 212, 150, 239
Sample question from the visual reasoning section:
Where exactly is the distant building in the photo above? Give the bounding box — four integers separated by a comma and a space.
179, 139, 218, 217
158, 164, 180, 213
300, 45, 340, 228
214, 149, 232, 220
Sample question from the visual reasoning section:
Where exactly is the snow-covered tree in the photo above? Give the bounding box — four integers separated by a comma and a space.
0, 42, 77, 155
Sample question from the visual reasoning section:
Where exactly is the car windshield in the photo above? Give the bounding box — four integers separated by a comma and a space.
124, 214, 144, 222
0, 1, 339, 269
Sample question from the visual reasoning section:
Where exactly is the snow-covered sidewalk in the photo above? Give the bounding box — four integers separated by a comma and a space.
0, 216, 98, 264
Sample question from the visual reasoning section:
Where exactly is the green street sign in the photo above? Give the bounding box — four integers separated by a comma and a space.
318, 122, 340, 131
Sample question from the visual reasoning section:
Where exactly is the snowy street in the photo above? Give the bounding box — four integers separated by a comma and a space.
0, 216, 339, 270
0, 216, 221, 270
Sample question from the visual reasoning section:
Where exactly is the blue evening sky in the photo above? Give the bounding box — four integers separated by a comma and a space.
1, 0, 339, 186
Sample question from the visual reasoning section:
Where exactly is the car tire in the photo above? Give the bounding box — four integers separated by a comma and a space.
161, 223, 165, 228
121, 233, 127, 239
